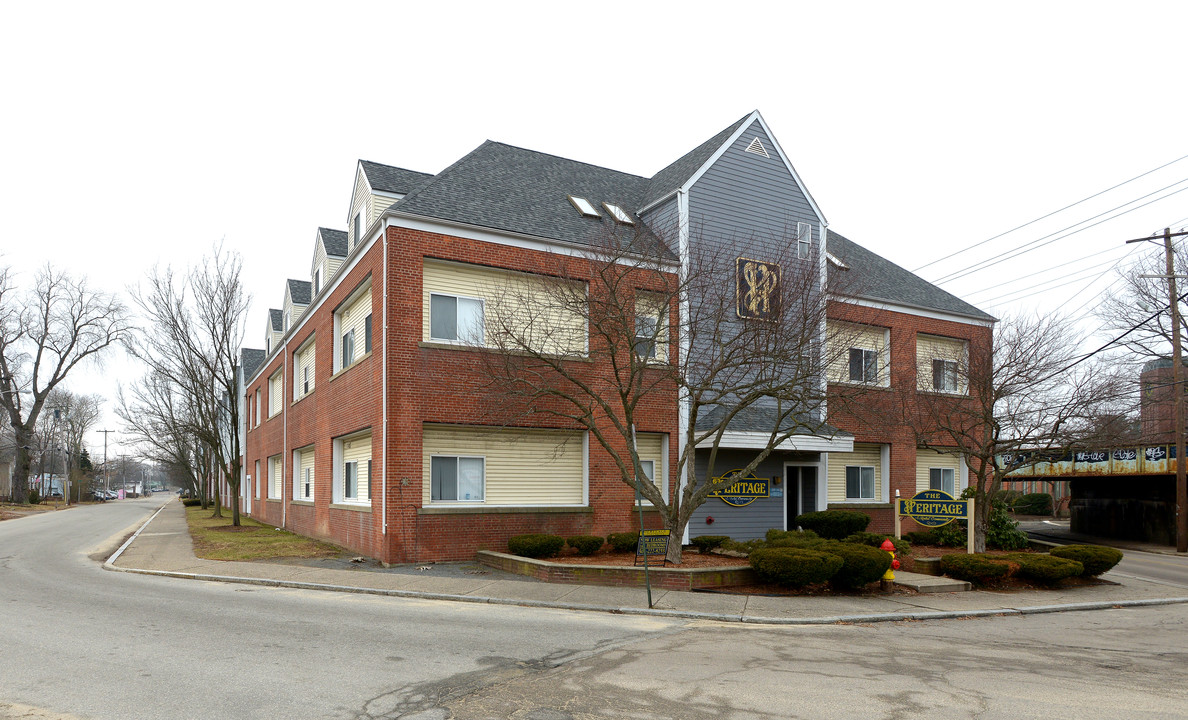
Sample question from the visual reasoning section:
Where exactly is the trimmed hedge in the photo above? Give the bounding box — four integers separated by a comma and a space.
749, 547, 843, 588
902, 530, 939, 546
794, 510, 871, 540
939, 553, 1014, 584
507, 533, 565, 559
1000, 553, 1083, 584
823, 542, 893, 589
844, 532, 911, 556
1013, 492, 1054, 516
765, 529, 827, 550
1049, 544, 1123, 576
181, 498, 202, 507
566, 535, 604, 556
691, 535, 730, 553
606, 531, 640, 553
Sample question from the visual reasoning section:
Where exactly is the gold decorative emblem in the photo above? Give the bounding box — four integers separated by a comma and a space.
736, 257, 781, 320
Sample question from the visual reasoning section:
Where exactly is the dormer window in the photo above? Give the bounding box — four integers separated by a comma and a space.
314, 266, 323, 295
603, 203, 634, 225
567, 196, 600, 218
284, 311, 291, 331
353, 211, 362, 245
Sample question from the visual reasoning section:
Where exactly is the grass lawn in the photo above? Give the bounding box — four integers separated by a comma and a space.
184, 505, 342, 561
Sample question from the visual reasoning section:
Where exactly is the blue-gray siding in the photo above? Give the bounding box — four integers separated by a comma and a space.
688, 449, 821, 541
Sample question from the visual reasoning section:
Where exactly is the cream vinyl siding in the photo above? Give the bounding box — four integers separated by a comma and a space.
348, 169, 370, 251
635, 293, 669, 362
296, 447, 315, 500
294, 341, 315, 400
828, 321, 890, 386
342, 432, 371, 502
268, 370, 283, 417
269, 455, 283, 499
917, 334, 968, 393
370, 193, 393, 223
827, 443, 883, 502
635, 432, 665, 495
283, 293, 307, 329
422, 260, 587, 355
916, 449, 961, 494
337, 288, 372, 370
422, 425, 584, 506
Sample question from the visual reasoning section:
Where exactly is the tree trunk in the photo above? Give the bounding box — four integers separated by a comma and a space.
973, 495, 991, 553
663, 510, 687, 564
211, 480, 222, 518
11, 427, 32, 504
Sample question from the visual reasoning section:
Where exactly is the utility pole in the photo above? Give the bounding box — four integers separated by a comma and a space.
98, 429, 114, 495
1130, 228, 1188, 553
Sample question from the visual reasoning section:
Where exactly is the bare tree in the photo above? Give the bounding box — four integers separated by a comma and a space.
474, 223, 853, 563
117, 369, 204, 501
0, 265, 130, 504
124, 245, 249, 522
1096, 240, 1188, 362
909, 313, 1126, 551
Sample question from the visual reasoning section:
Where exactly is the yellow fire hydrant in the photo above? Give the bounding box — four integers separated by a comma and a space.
880, 538, 901, 582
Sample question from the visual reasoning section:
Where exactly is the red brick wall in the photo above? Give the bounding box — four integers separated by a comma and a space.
826, 300, 993, 532
243, 226, 680, 564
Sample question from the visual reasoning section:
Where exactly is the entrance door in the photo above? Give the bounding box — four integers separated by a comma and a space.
785, 465, 819, 529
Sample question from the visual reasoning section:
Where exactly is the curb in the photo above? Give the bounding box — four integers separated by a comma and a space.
102, 504, 1188, 625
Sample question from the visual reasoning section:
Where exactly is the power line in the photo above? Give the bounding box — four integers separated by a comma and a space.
913, 153, 1188, 273
974, 254, 1130, 306
964, 246, 1129, 300
933, 181, 1188, 285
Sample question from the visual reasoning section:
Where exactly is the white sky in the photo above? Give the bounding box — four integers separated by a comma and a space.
3, 1, 1187, 457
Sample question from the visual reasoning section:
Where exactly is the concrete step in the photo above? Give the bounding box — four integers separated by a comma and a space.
893, 570, 971, 593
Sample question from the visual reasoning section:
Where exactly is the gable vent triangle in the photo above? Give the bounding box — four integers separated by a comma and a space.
744, 136, 770, 158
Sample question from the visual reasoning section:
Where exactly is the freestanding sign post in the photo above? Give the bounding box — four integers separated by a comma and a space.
895, 489, 975, 554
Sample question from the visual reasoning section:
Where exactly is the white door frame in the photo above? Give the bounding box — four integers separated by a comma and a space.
783, 459, 826, 530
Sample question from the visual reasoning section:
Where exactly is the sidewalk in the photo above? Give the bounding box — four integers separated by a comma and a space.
105, 501, 1188, 625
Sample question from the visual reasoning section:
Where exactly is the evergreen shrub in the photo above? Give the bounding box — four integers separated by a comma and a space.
844, 532, 911, 555
507, 533, 565, 559
566, 535, 604, 556
823, 541, 893, 589
1013, 492, 1054, 516
1000, 553, 1082, 584
794, 510, 871, 540
749, 547, 843, 588
606, 531, 640, 553
691, 535, 730, 553
938, 553, 1014, 584
1049, 544, 1123, 576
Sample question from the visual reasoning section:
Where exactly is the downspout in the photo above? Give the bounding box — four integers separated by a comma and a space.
282, 343, 288, 529
382, 224, 388, 539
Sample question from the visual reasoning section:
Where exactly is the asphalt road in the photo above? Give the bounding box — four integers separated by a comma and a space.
1020, 519, 1188, 588
3, 501, 1188, 719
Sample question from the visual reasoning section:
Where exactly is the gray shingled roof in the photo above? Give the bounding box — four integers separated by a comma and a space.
390, 141, 675, 258
827, 231, 994, 322
318, 227, 347, 257
641, 114, 751, 209
360, 160, 434, 195
241, 348, 266, 380
268, 309, 283, 331
287, 279, 311, 306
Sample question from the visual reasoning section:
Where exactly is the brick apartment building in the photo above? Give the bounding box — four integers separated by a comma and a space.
240, 110, 993, 562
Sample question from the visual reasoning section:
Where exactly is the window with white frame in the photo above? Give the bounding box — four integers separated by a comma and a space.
294, 340, 315, 401
430, 293, 484, 343
930, 467, 956, 496
364, 313, 372, 354
634, 293, 667, 362
797, 222, 812, 260
294, 447, 314, 501
268, 455, 283, 499
431, 455, 485, 502
268, 370, 283, 417
314, 266, 323, 295
333, 431, 371, 505
254, 459, 260, 499
353, 211, 362, 246
284, 310, 291, 332
849, 348, 878, 383
932, 359, 959, 393
845, 465, 875, 500
334, 282, 372, 373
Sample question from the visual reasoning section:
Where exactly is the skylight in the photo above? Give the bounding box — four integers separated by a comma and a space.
568, 195, 601, 218
602, 203, 634, 225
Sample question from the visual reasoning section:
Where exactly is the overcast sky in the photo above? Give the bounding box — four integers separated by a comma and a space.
3, 1, 1187, 457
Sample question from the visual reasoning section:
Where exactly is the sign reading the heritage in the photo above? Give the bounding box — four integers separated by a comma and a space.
635, 529, 670, 562
736, 257, 781, 320
708, 470, 770, 507
897, 489, 967, 528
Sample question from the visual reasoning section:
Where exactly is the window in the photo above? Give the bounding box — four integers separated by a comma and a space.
334, 431, 371, 505
302, 467, 313, 499
845, 466, 875, 500
269, 455, 283, 499
635, 315, 658, 359
284, 311, 291, 332
294, 448, 314, 501
314, 267, 322, 295
602, 203, 634, 225
266, 336, 271, 354
849, 348, 878, 383
364, 313, 372, 354
342, 329, 355, 367
254, 460, 260, 499
797, 222, 812, 260
567, 195, 600, 218
254, 390, 260, 427
430, 293, 484, 343
933, 359, 959, 393
353, 211, 362, 245
303, 365, 312, 395
930, 467, 956, 495
431, 455, 485, 502
634, 293, 667, 362
268, 370, 283, 417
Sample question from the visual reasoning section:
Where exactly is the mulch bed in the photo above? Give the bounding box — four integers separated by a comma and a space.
543, 549, 751, 569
